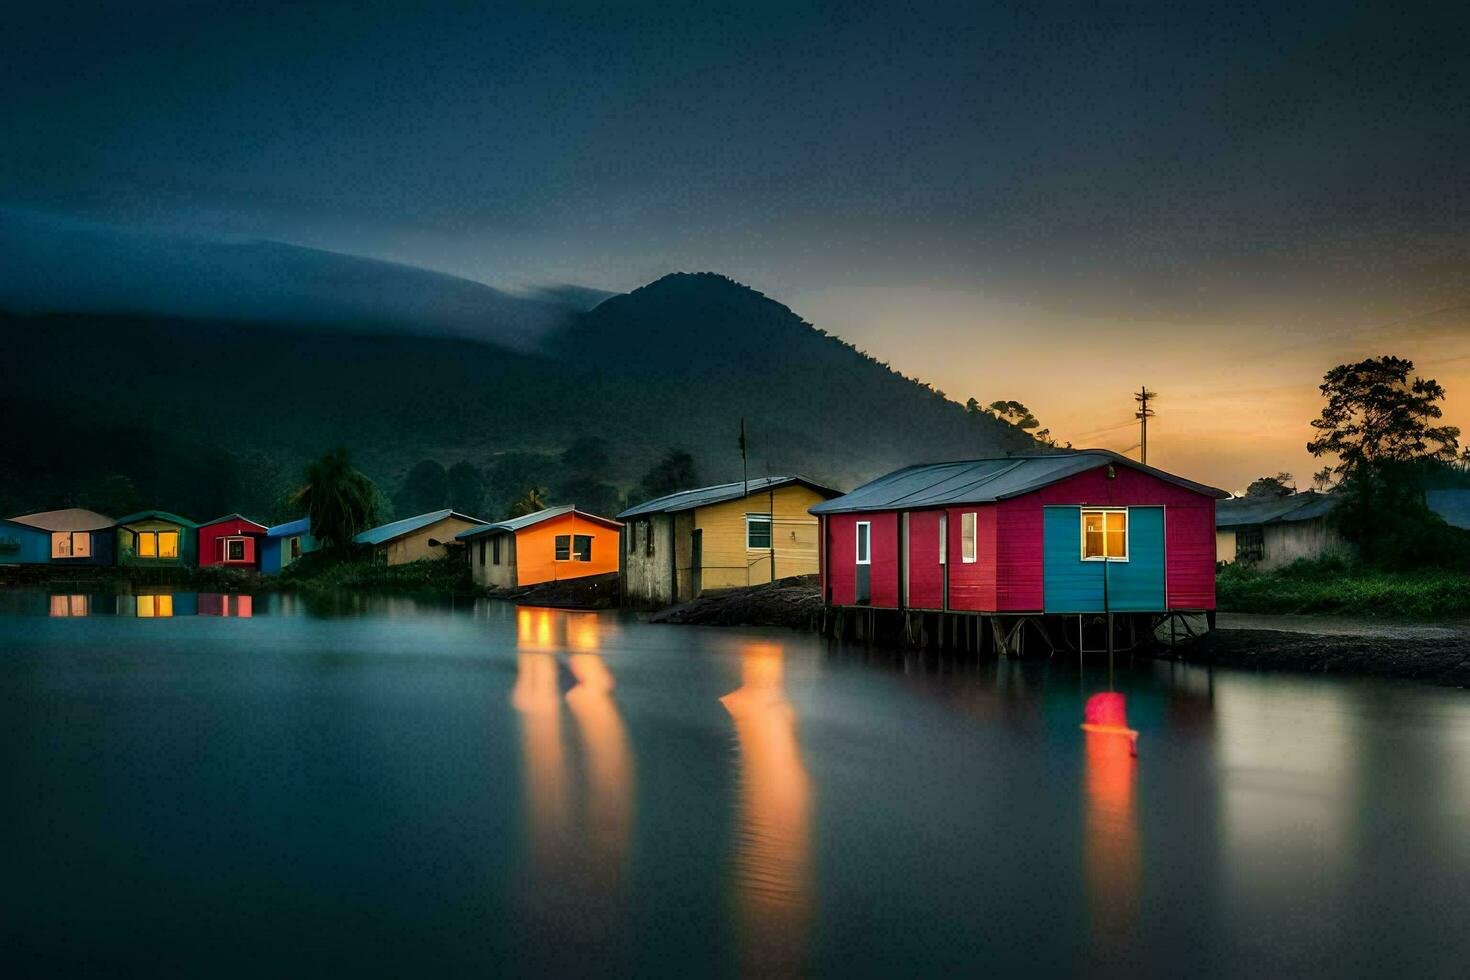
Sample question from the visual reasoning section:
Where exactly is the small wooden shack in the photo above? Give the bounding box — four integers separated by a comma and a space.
617, 476, 841, 607
810, 451, 1226, 645
457, 505, 622, 588
4, 508, 116, 565
197, 514, 269, 569
353, 509, 487, 565
1215, 491, 1342, 569
260, 517, 320, 574
115, 510, 199, 567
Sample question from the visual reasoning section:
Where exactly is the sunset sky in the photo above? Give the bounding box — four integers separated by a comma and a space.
5, 1, 1466, 492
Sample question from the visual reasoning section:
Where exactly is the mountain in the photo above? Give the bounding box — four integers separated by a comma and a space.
0, 209, 592, 350
0, 272, 1036, 521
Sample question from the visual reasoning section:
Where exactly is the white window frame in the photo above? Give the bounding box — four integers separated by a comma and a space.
938, 513, 947, 564
961, 512, 977, 564
223, 536, 248, 562
1080, 508, 1130, 562
855, 521, 871, 565
745, 513, 773, 551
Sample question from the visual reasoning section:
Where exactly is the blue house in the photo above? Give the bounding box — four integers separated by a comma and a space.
260, 517, 320, 574
3, 509, 116, 565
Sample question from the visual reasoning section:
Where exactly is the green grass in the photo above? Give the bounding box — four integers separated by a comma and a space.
278, 553, 473, 595
1217, 557, 1470, 618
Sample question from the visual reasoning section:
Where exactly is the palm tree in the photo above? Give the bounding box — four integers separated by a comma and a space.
506, 488, 548, 519
292, 447, 384, 550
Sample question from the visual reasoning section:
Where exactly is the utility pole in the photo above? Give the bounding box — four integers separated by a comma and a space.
1135, 387, 1157, 465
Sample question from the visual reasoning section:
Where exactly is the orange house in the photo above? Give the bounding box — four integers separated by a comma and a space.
458, 505, 622, 588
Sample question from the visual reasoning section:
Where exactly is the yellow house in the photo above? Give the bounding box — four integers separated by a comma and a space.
617, 476, 841, 607
354, 509, 487, 565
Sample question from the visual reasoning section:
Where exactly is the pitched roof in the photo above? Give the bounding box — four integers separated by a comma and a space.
199, 513, 268, 531
353, 509, 486, 546
7, 508, 115, 531
1427, 489, 1470, 530
265, 517, 312, 537
115, 510, 199, 528
1215, 491, 1337, 528
618, 476, 841, 519
810, 450, 1226, 515
456, 504, 623, 540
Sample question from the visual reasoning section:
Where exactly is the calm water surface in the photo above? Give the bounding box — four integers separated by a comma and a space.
1, 590, 1466, 977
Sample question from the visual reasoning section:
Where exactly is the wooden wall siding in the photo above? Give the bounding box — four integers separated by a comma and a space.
943, 505, 1000, 611
1042, 506, 1165, 612
1260, 517, 1347, 572
198, 518, 266, 568
381, 516, 483, 565
116, 520, 197, 566
621, 514, 676, 606
673, 511, 696, 601
514, 513, 620, 586
692, 484, 827, 592
823, 511, 899, 607
905, 510, 945, 609
994, 466, 1216, 612
469, 532, 518, 589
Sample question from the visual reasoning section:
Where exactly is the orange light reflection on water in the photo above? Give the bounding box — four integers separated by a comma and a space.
1083, 694, 1141, 945
720, 641, 812, 974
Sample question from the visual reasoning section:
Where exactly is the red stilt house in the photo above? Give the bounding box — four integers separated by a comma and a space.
197, 514, 269, 569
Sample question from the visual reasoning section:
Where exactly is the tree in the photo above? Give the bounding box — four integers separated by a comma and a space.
965, 397, 981, 414
394, 460, 449, 517
1245, 473, 1295, 498
560, 436, 611, 479
556, 476, 623, 518
986, 400, 1041, 431
293, 447, 384, 550
635, 450, 699, 502
507, 488, 548, 519
81, 474, 141, 517
446, 461, 486, 515
1307, 355, 1460, 477
1311, 467, 1335, 493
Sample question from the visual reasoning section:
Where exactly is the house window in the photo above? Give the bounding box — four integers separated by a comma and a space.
1081, 509, 1128, 561
1236, 526, 1264, 563
478, 539, 486, 566
224, 537, 247, 562
493, 536, 502, 565
644, 520, 654, 557
289, 536, 302, 560
746, 514, 773, 550
855, 521, 871, 565
573, 535, 593, 561
158, 531, 179, 559
555, 535, 571, 561
51, 531, 91, 558
961, 512, 977, 563
938, 514, 947, 564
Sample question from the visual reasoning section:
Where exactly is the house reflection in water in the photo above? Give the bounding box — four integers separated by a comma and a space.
720, 641, 813, 974
1082, 692, 1141, 944
511, 607, 634, 893
134, 594, 175, 618
49, 594, 89, 617
198, 593, 254, 617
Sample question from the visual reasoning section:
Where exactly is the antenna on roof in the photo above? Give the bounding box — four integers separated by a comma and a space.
1135, 387, 1157, 465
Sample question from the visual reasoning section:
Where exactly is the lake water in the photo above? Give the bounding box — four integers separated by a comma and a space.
1, 590, 1466, 977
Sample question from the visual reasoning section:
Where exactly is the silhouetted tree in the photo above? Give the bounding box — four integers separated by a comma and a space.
1311, 467, 1335, 493
555, 476, 622, 518
507, 488, 548, 519
446, 460, 486, 516
1307, 356, 1460, 477
394, 460, 449, 517
293, 447, 384, 550
1245, 473, 1295, 498
635, 450, 699, 502
486, 453, 557, 519
986, 400, 1041, 430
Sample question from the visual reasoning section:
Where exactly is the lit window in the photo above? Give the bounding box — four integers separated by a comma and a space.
573, 535, 593, 561
71, 532, 90, 558
52, 532, 71, 558
1082, 510, 1128, 560
856, 521, 871, 565
137, 531, 157, 557
961, 512, 977, 563
158, 532, 179, 559
224, 538, 246, 562
746, 514, 772, 550
555, 535, 571, 560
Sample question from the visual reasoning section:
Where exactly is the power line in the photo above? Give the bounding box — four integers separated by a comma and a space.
1135, 387, 1157, 465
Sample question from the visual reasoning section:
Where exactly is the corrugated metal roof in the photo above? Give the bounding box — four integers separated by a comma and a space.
7, 508, 115, 531
618, 476, 841, 519
1427, 489, 1470, 530
1215, 491, 1337, 528
456, 504, 623, 540
266, 517, 312, 537
115, 510, 199, 528
199, 513, 268, 530
353, 509, 486, 545
810, 450, 1226, 515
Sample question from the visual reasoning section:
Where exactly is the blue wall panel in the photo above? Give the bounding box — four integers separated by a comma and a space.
0, 522, 53, 564
1043, 506, 1165, 613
